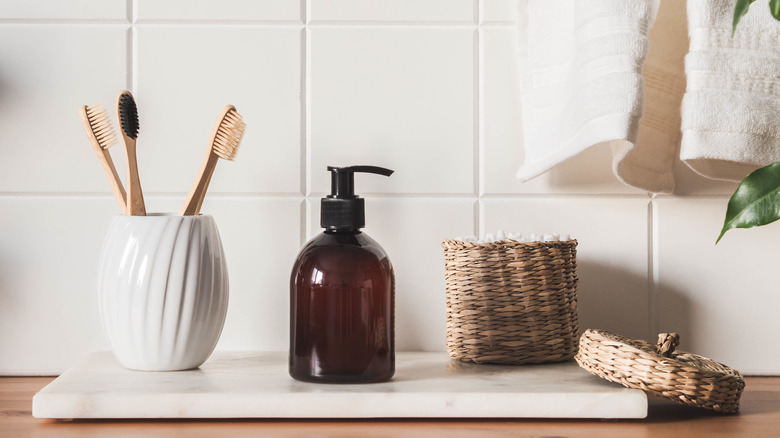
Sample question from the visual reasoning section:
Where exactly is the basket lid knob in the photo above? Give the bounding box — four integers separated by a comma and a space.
656, 332, 680, 357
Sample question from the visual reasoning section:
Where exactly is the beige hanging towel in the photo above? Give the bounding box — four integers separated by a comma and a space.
517, 0, 686, 194
681, 0, 780, 181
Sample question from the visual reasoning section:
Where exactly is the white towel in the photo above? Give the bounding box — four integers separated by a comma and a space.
618, 0, 688, 193
680, 0, 780, 181
517, 0, 674, 192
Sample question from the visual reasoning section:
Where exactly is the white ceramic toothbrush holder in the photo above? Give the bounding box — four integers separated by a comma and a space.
97, 214, 229, 371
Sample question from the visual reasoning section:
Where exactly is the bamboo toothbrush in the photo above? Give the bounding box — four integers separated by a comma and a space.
117, 90, 146, 216
79, 103, 127, 214
179, 105, 246, 216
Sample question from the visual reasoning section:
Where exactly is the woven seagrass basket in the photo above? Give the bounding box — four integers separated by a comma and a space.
575, 329, 745, 413
442, 239, 579, 365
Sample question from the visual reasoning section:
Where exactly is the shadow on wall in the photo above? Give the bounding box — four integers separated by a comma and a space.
549, 144, 625, 190
0, 246, 17, 329
0, 70, 12, 152
576, 259, 691, 345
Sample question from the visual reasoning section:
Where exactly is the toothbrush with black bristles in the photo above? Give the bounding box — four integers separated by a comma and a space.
117, 90, 145, 216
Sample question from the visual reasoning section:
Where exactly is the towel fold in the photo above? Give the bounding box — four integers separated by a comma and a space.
617, 0, 688, 193
680, 0, 780, 181
518, 0, 674, 192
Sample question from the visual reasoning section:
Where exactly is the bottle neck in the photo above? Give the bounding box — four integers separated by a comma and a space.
324, 227, 362, 235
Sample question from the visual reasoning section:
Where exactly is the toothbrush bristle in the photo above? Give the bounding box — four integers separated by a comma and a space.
85, 104, 117, 150
213, 107, 246, 161
118, 92, 139, 139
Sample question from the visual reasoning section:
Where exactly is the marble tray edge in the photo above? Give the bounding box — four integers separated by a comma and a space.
31, 351, 649, 420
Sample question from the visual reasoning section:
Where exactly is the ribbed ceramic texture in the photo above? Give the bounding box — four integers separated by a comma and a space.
442, 239, 579, 365
97, 214, 229, 371
575, 329, 745, 414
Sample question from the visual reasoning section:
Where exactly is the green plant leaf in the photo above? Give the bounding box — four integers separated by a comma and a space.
733, 0, 757, 35
717, 161, 780, 243
771, 0, 780, 20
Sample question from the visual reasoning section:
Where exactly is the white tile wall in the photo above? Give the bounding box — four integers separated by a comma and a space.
135, 25, 303, 195
310, 27, 476, 195
655, 199, 780, 375
0, 25, 128, 193
480, 0, 518, 24
0, 0, 128, 21
1, 0, 777, 376
0, 198, 114, 375
135, 0, 301, 23
309, 0, 475, 23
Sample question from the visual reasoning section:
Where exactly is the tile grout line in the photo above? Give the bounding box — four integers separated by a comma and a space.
133, 20, 303, 26
125, 0, 134, 92
0, 19, 129, 24
126, 0, 133, 25
474, 0, 483, 238
0, 192, 666, 199
125, 27, 133, 91
0, 20, 514, 27
300, 199, 308, 248
299, 25, 308, 196
0, 192, 309, 199
649, 196, 659, 339
306, 21, 478, 27
474, 23, 482, 199
130, 0, 138, 92
302, 0, 312, 247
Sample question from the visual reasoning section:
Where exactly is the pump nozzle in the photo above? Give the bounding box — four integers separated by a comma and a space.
321, 165, 394, 230
327, 165, 394, 198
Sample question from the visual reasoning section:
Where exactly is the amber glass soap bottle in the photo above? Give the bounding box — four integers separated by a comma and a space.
289, 165, 395, 383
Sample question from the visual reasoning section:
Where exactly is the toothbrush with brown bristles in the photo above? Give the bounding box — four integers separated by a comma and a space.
179, 105, 246, 216
79, 103, 127, 214
117, 90, 146, 216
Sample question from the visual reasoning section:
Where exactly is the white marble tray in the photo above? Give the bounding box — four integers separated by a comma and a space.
33, 351, 647, 419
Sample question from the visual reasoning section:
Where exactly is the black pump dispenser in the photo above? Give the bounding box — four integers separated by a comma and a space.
291, 165, 397, 383
321, 165, 394, 231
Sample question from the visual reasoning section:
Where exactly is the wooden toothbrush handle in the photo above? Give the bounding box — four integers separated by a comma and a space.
180, 152, 219, 216
124, 137, 146, 216
193, 159, 216, 215
101, 151, 128, 215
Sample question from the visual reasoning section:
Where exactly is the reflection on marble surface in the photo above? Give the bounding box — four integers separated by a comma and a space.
33, 351, 646, 419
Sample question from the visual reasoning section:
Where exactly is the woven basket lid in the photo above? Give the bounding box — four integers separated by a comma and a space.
575, 329, 745, 414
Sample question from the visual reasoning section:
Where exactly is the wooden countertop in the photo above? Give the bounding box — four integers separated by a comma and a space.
2, 376, 778, 437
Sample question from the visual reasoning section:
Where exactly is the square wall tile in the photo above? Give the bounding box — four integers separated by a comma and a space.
0, 0, 127, 20
0, 25, 127, 193
655, 198, 780, 374
480, 27, 526, 193
311, 28, 475, 195
0, 197, 115, 374
480, 0, 518, 24
307, 198, 476, 351
310, 0, 475, 22
0, 195, 302, 374
144, 196, 303, 352
207, 197, 302, 352
482, 198, 651, 340
136, 26, 302, 195
481, 28, 643, 195
136, 0, 301, 22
